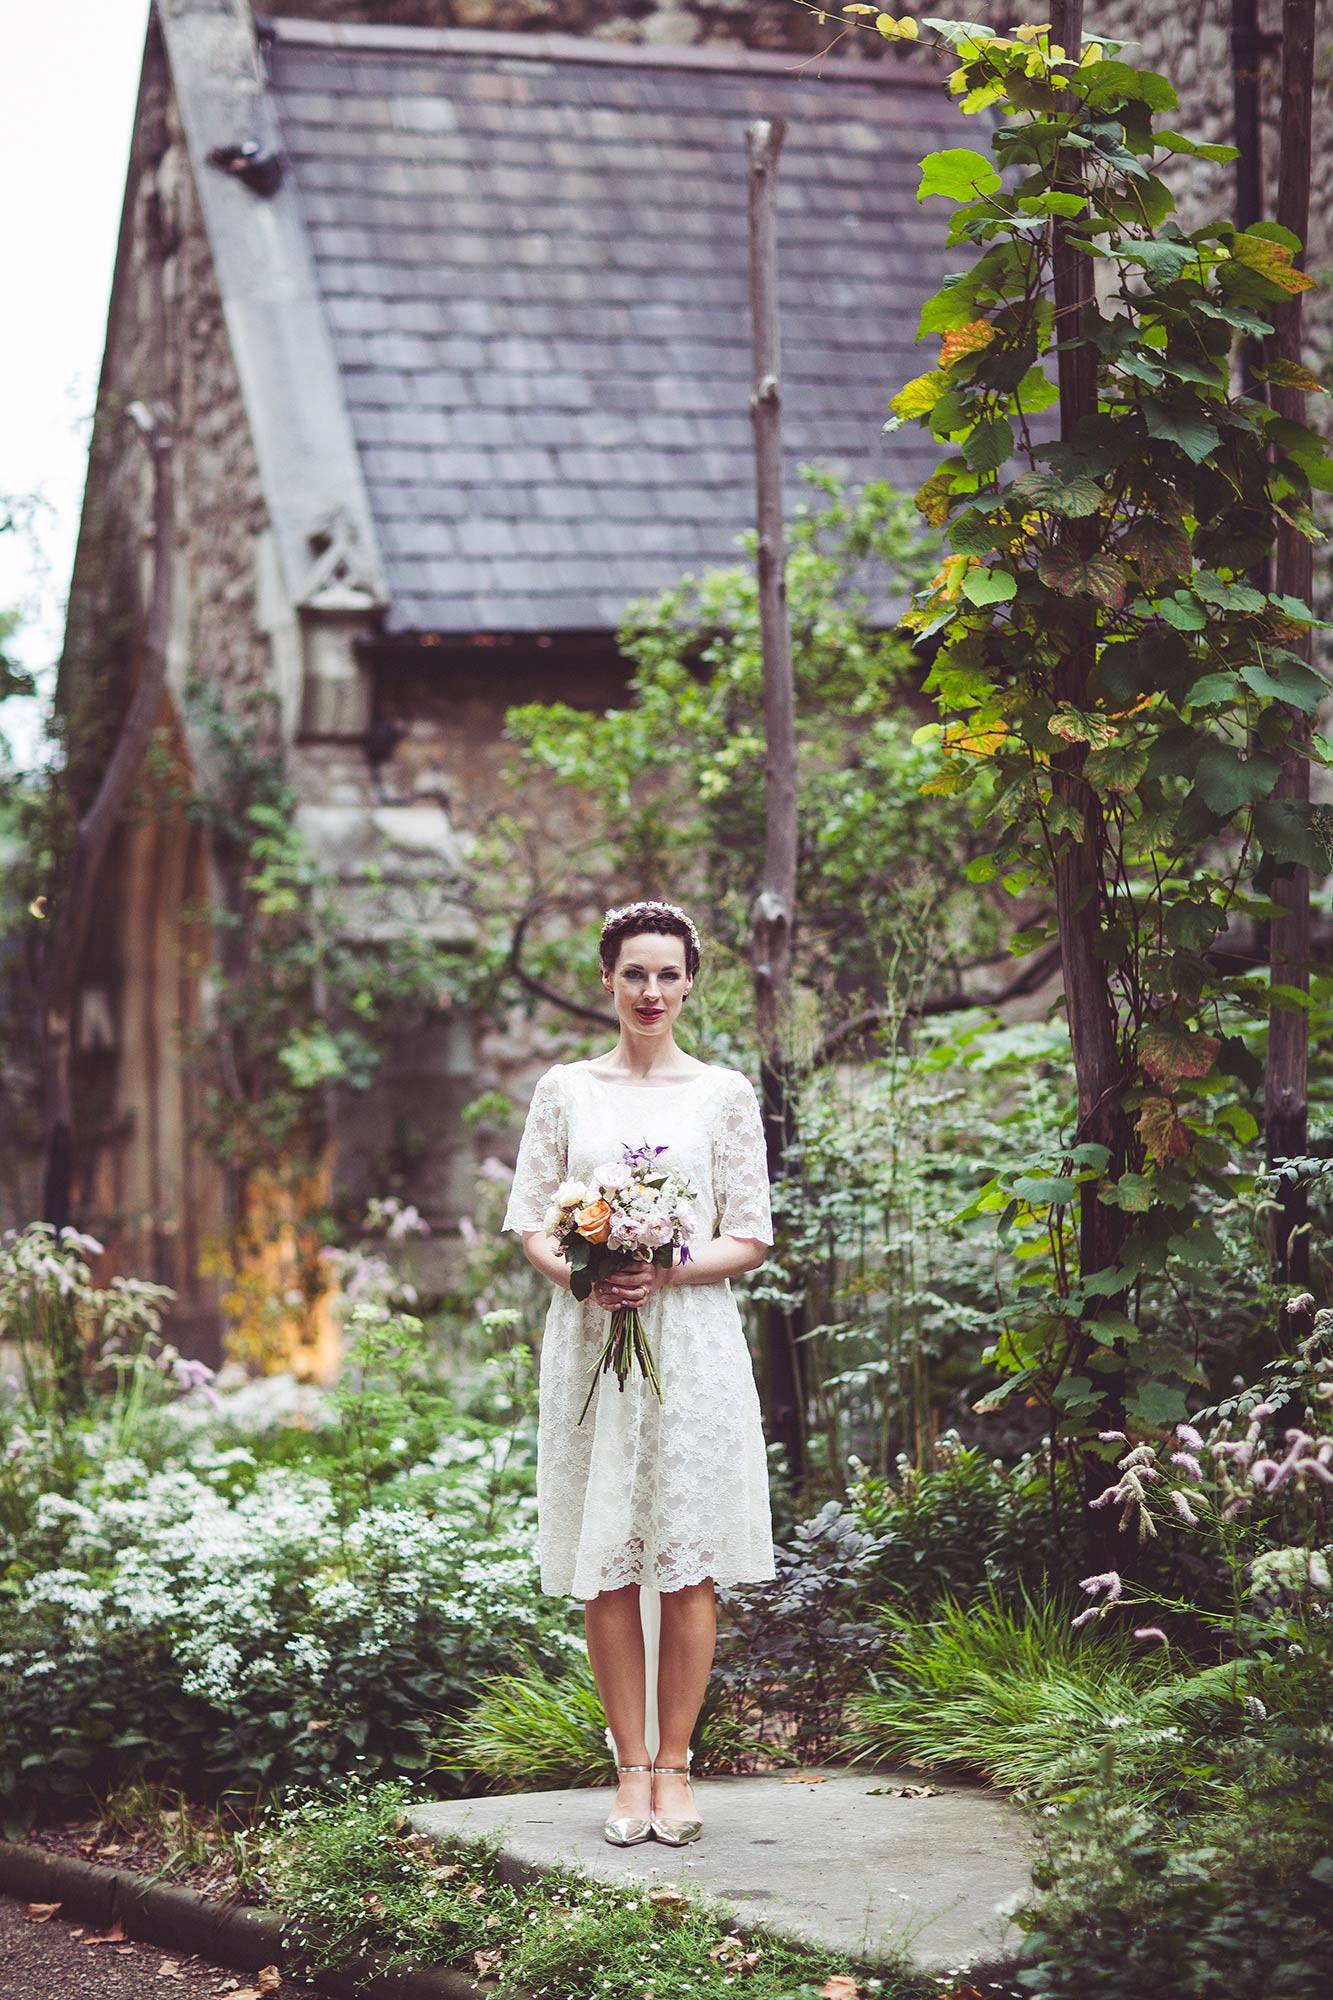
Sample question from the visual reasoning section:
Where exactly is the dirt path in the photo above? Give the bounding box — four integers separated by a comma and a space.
0, 1893, 317, 2000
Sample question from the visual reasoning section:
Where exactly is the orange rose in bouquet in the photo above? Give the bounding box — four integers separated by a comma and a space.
573, 1199, 613, 1244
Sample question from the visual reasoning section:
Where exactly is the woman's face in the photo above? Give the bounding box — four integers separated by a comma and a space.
602, 931, 692, 1038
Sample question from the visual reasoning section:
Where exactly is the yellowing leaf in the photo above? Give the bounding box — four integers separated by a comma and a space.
1138, 1095, 1191, 1165
914, 468, 955, 526
939, 319, 995, 369
1229, 233, 1314, 294
876, 12, 919, 36
891, 369, 948, 419
1013, 21, 1051, 41
944, 720, 1007, 757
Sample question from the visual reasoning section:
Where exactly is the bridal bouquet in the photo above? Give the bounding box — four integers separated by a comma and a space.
544, 1142, 699, 1424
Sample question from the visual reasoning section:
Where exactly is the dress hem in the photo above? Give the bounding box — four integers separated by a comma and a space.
541, 1561, 777, 1600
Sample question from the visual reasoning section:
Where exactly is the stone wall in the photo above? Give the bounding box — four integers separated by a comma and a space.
58, 17, 278, 1355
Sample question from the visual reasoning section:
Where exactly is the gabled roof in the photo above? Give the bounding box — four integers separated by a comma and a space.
180, 12, 964, 637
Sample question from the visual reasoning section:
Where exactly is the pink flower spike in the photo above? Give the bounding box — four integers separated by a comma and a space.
1133, 1626, 1169, 1646
1176, 1423, 1204, 1452
1169, 1489, 1198, 1525
1170, 1452, 1203, 1480
1099, 1430, 1128, 1442
1071, 1605, 1103, 1630
1078, 1570, 1123, 1602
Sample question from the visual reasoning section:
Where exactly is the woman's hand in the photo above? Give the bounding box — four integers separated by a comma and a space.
591, 1259, 672, 1311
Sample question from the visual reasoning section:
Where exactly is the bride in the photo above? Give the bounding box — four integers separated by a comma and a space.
503, 900, 775, 1847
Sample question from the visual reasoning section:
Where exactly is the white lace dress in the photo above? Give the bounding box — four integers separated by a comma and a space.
502, 1061, 777, 1600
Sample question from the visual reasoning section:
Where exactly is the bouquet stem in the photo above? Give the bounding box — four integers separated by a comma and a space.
578, 1306, 663, 1426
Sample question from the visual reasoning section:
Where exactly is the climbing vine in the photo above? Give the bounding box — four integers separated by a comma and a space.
836, 15, 1333, 1440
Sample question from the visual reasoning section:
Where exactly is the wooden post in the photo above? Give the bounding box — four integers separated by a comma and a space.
1264, 0, 1316, 1292
746, 118, 805, 1485
42, 407, 176, 1234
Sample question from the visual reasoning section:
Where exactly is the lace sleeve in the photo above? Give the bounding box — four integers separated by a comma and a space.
501, 1067, 568, 1234
713, 1071, 774, 1245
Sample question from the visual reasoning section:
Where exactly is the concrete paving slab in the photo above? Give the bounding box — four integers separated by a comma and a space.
411, 1768, 1031, 1975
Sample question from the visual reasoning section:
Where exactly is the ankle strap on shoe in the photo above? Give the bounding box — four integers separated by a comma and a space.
653, 1765, 692, 1776
617, 1763, 652, 1773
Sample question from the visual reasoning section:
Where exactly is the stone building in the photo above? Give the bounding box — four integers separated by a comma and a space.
59, 0, 979, 1360
57, 0, 1333, 1364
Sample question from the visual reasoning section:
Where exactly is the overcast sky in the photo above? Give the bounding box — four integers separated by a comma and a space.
1, 0, 152, 763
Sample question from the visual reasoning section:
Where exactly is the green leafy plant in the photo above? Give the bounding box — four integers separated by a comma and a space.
261, 1779, 924, 1999
830, 15, 1333, 1460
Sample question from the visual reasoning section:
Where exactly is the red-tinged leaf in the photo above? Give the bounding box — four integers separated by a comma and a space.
1117, 519, 1191, 586
1037, 546, 1127, 608
24, 1903, 62, 1922
1138, 1095, 1191, 1165
1140, 1022, 1220, 1086
939, 319, 995, 369
782, 1771, 829, 1784
1048, 706, 1118, 749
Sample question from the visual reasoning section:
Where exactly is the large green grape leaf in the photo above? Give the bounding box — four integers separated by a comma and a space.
1037, 547, 1127, 608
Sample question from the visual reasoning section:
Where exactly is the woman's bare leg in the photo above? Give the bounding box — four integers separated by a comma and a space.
655, 1578, 716, 1820
585, 1584, 651, 1818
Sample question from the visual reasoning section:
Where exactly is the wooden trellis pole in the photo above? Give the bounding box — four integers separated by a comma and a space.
745, 116, 806, 1485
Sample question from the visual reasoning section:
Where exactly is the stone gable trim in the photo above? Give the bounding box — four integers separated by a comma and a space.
158, 0, 389, 635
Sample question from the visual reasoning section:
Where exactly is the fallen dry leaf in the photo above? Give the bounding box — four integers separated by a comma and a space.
781, 1771, 828, 1785
463, 1881, 487, 1902
157, 1960, 183, 1979
473, 1945, 504, 1974
938, 1987, 985, 2000
256, 1969, 281, 1995
428, 1861, 461, 1881
648, 1886, 692, 1919
227, 1988, 261, 2000
709, 1935, 750, 1965
820, 1979, 861, 2000
894, 1783, 940, 1799
24, 1902, 61, 1922
82, 1920, 129, 1945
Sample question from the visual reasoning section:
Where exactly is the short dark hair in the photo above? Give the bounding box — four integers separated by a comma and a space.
599, 900, 701, 978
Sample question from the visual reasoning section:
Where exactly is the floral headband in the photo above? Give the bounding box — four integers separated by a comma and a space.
600, 900, 701, 956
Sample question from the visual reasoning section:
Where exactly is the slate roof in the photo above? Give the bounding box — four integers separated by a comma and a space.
263, 21, 962, 636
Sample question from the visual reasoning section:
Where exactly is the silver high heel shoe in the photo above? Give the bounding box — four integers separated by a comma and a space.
605, 1763, 653, 1846
650, 1761, 703, 1846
